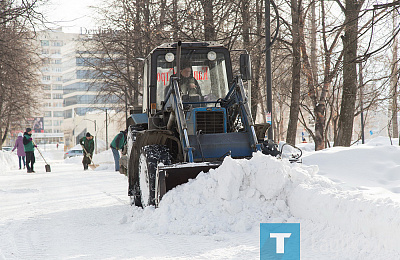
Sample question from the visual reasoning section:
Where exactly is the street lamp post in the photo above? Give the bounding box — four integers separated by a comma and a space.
265, 0, 273, 140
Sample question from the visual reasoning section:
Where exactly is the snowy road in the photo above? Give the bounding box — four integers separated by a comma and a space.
0, 152, 259, 260
2, 140, 400, 259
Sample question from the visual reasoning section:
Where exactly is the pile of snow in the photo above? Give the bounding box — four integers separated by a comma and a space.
130, 140, 400, 254
302, 141, 400, 194
132, 154, 300, 234
64, 148, 115, 171
92, 149, 115, 171
35, 144, 65, 162
0, 151, 16, 173
95, 139, 108, 153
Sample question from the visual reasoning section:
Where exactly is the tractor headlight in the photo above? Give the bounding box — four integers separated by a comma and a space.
165, 52, 175, 62
207, 51, 216, 61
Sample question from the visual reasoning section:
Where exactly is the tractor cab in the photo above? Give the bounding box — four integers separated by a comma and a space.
142, 42, 233, 114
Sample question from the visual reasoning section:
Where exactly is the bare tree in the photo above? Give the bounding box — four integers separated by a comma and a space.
390, 9, 399, 139
0, 0, 43, 147
334, 0, 365, 146
286, 0, 302, 146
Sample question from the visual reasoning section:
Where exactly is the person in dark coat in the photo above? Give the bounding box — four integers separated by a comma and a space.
178, 64, 202, 97
23, 128, 36, 173
110, 130, 127, 172
165, 63, 202, 98
79, 132, 94, 170
12, 132, 26, 170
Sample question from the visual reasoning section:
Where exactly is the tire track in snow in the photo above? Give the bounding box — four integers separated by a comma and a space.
13, 217, 53, 259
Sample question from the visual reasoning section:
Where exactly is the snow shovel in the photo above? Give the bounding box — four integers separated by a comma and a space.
32, 141, 51, 172
81, 146, 99, 169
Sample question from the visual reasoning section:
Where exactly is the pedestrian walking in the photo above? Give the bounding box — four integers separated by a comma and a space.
12, 132, 26, 170
110, 130, 127, 172
23, 128, 37, 173
79, 133, 94, 170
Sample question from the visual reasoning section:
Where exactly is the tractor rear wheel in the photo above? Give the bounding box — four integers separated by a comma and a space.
138, 145, 171, 207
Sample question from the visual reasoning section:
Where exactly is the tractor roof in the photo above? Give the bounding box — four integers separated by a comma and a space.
157, 42, 224, 48
147, 42, 226, 57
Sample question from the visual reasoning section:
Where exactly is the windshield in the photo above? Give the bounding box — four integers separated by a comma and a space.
156, 52, 229, 108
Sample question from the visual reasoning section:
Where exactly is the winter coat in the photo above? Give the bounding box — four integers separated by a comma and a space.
164, 73, 202, 98
110, 131, 126, 150
79, 137, 94, 155
12, 136, 26, 156
23, 132, 34, 152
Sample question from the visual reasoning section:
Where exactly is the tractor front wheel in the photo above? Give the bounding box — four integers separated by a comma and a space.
138, 145, 171, 207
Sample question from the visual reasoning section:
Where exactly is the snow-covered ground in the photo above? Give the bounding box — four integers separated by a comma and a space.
1, 139, 400, 259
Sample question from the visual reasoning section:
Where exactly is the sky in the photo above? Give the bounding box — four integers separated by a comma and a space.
41, 0, 103, 33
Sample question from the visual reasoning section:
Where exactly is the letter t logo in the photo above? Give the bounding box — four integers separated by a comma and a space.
270, 233, 291, 253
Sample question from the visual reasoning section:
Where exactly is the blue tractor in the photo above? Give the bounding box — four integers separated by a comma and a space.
124, 41, 272, 207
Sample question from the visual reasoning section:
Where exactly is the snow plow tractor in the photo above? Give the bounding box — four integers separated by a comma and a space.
121, 41, 271, 207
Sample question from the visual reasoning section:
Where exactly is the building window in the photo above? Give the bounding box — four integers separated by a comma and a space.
44, 93, 51, 99
52, 41, 63, 46
54, 59, 61, 64
42, 75, 51, 81
56, 76, 62, 81
54, 67, 62, 72
44, 120, 52, 126
54, 102, 63, 107
53, 93, 63, 99
44, 111, 52, 117
42, 49, 49, 54
42, 85, 51, 90
64, 109, 72, 119
53, 111, 64, 117
53, 84, 63, 90
41, 40, 49, 46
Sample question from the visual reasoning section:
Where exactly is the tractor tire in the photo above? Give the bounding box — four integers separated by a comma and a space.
128, 143, 141, 207
137, 145, 171, 207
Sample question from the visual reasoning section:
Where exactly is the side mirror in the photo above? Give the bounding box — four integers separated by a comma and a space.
240, 54, 252, 81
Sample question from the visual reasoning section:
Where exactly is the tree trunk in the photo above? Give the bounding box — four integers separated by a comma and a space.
391, 9, 398, 140
310, 0, 317, 79
299, 1, 327, 151
335, 0, 362, 146
202, 0, 216, 41
173, 0, 178, 39
311, 2, 324, 150
286, 0, 302, 146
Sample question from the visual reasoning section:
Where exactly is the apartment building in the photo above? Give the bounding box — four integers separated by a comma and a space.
35, 28, 123, 147
37, 28, 79, 135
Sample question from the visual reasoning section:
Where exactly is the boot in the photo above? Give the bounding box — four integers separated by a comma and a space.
83, 164, 88, 170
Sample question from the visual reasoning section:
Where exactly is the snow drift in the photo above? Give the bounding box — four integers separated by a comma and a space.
64, 148, 115, 171
130, 150, 400, 253
0, 151, 16, 173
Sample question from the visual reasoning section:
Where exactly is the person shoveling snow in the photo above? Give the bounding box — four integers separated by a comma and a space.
79, 132, 98, 170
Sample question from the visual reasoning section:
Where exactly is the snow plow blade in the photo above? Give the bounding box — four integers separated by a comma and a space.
156, 162, 221, 206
